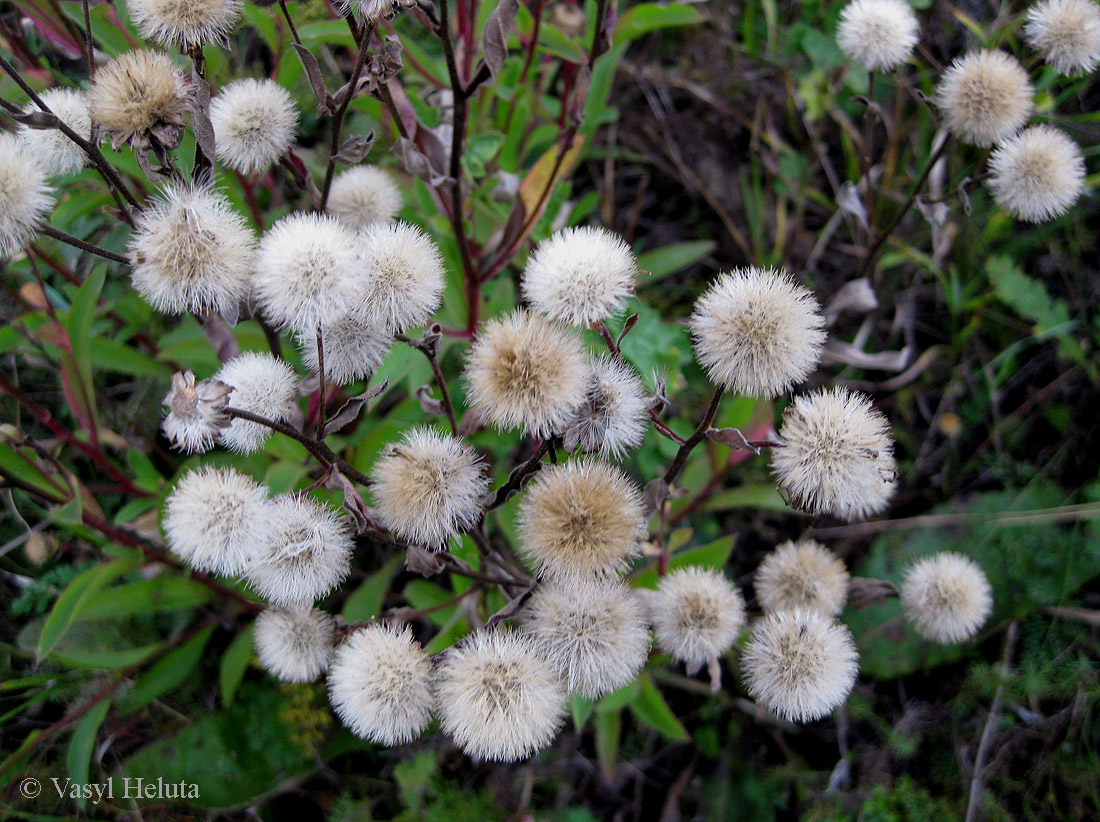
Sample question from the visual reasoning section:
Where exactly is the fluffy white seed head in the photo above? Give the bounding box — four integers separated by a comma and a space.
253, 213, 361, 333
651, 566, 746, 671
900, 552, 992, 643
935, 51, 1034, 147
354, 221, 445, 335
435, 630, 567, 762
1024, 0, 1100, 75
296, 314, 392, 386
522, 578, 651, 699
0, 133, 52, 259
348, 0, 398, 22
209, 78, 298, 176
327, 165, 402, 232
244, 494, 353, 606
522, 226, 638, 327
370, 427, 489, 550
464, 309, 589, 438
328, 623, 434, 745
518, 459, 645, 580
742, 609, 859, 722
754, 538, 850, 617
162, 465, 270, 576
19, 88, 92, 176
128, 0, 242, 48
213, 352, 298, 454
129, 183, 255, 316
987, 125, 1085, 223
771, 388, 897, 521
562, 355, 649, 460
836, 0, 919, 71
161, 370, 232, 453
689, 268, 826, 398
88, 51, 189, 150
253, 607, 337, 683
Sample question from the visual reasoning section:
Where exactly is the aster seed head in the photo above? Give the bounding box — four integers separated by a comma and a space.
900, 552, 992, 644
327, 165, 403, 232
296, 314, 392, 386
209, 78, 299, 176
935, 50, 1034, 147
561, 355, 649, 460
0, 133, 53, 259
651, 566, 746, 672
88, 50, 189, 152
354, 221, 445, 336
1024, 0, 1100, 75
754, 538, 850, 617
836, 0, 920, 71
161, 369, 233, 453
213, 352, 299, 454
987, 125, 1085, 224
18, 88, 92, 177
128, 0, 243, 48
254, 607, 337, 683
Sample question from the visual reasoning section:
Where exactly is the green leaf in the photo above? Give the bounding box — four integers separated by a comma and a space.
67, 698, 111, 808
0, 443, 68, 502
612, 3, 705, 45
121, 625, 215, 713
593, 707, 621, 776
987, 255, 1072, 332
219, 624, 254, 707
342, 554, 403, 622
77, 577, 214, 621
630, 673, 689, 742
636, 240, 717, 284
596, 678, 641, 712
633, 535, 736, 590
88, 337, 173, 378
38, 558, 140, 661
571, 694, 594, 731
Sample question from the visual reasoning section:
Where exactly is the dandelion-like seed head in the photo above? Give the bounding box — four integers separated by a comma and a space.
209, 78, 298, 176
689, 268, 826, 398
254, 607, 337, 683
1024, 0, 1100, 75
355, 221, 445, 335
88, 51, 189, 151
521, 577, 651, 699
742, 608, 859, 723
347, 0, 398, 22
836, 0, 920, 71
518, 459, 645, 580
244, 494, 353, 607
328, 623, 434, 745
213, 352, 298, 454
522, 226, 638, 327
651, 566, 745, 671
19, 88, 92, 177
900, 552, 992, 644
0, 133, 52, 259
562, 355, 649, 460
987, 125, 1085, 223
296, 314, 392, 386
771, 387, 897, 521
464, 309, 588, 438
435, 630, 567, 762
161, 370, 233, 453
371, 427, 489, 550
935, 50, 1034, 147
129, 182, 255, 316
327, 165, 402, 232
754, 538, 850, 617
162, 465, 270, 576
253, 213, 361, 334
128, 0, 242, 48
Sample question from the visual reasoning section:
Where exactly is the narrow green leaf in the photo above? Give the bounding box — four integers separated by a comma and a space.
630, 673, 689, 742
67, 698, 111, 807
38, 559, 140, 661
593, 708, 621, 777
571, 694, 594, 731
342, 554, 403, 622
219, 624, 254, 707
612, 3, 704, 45
121, 625, 215, 713
77, 577, 214, 622
636, 240, 717, 284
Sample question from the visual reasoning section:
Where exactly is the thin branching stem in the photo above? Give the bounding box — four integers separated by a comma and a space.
319, 23, 376, 210
663, 390, 723, 486
39, 225, 129, 264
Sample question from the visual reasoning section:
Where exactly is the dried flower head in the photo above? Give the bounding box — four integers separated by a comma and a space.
771, 388, 897, 521
253, 213, 361, 334
161, 369, 233, 453
162, 465, 270, 576
435, 630, 567, 762
19, 88, 92, 176
742, 609, 858, 722
347, 0, 398, 22
836, 0, 919, 71
935, 51, 1034, 147
296, 314, 392, 386
689, 268, 826, 398
213, 352, 298, 454
522, 578, 650, 699
244, 494, 353, 606
128, 0, 242, 48
354, 221, 445, 335
1024, 0, 1100, 74
0, 133, 53, 259
327, 165, 402, 232
987, 125, 1085, 223
562, 355, 649, 460
129, 182, 255, 316
518, 459, 645, 579
900, 552, 992, 643
209, 78, 298, 176
754, 538, 850, 617
651, 566, 746, 671
328, 624, 434, 745
522, 226, 638, 327
370, 427, 489, 550
254, 607, 337, 683
464, 309, 588, 438
88, 50, 189, 151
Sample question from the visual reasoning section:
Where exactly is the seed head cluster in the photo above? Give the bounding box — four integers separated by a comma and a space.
651, 566, 746, 671
900, 552, 992, 643
754, 538, 850, 617
935, 50, 1034, 146
209, 78, 299, 175
1024, 0, 1100, 75
254, 607, 337, 683
987, 125, 1085, 223
836, 0, 920, 71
